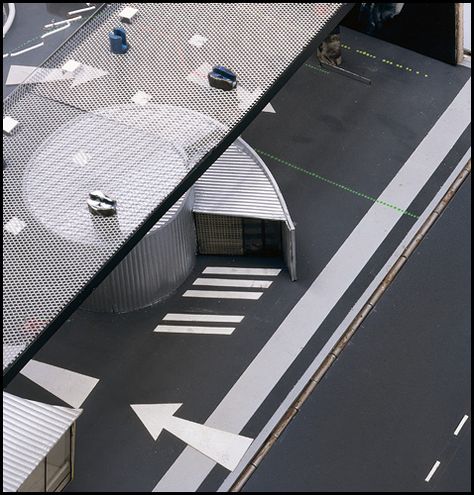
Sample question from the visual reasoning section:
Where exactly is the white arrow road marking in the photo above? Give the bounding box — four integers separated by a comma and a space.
131, 404, 253, 471
20, 360, 99, 408
70, 64, 108, 87
5, 63, 107, 87
6, 65, 71, 85
262, 102, 276, 113
236, 86, 263, 111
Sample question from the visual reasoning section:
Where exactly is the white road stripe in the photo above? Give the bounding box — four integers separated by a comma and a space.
183, 290, 263, 300
44, 16, 82, 28
68, 6, 96, 15
155, 326, 235, 335
11, 43, 44, 57
425, 460, 441, 482
454, 414, 469, 436
203, 267, 281, 276
154, 80, 471, 493
163, 314, 244, 323
41, 22, 70, 38
132, 404, 253, 471
193, 278, 273, 288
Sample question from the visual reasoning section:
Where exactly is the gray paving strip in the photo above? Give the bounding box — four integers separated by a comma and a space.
153, 80, 471, 492
219, 147, 471, 491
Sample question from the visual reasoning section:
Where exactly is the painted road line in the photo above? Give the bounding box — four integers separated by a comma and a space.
425, 460, 441, 482
154, 80, 471, 492
41, 22, 70, 38
193, 278, 273, 289
155, 325, 235, 336
132, 403, 253, 471
203, 267, 281, 276
163, 314, 245, 323
454, 415, 469, 436
20, 360, 99, 408
220, 148, 472, 491
44, 16, 82, 28
10, 42, 44, 57
67, 6, 96, 15
184, 290, 263, 300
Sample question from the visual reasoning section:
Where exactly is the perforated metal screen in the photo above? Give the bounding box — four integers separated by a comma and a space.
3, 3, 348, 380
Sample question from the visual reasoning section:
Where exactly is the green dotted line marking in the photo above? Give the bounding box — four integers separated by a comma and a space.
356, 48, 377, 59
255, 149, 419, 219
304, 63, 330, 75
341, 43, 429, 78
381, 58, 429, 77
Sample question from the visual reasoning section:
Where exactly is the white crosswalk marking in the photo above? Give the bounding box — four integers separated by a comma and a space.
155, 325, 235, 335
183, 290, 263, 300
193, 278, 273, 288
203, 267, 281, 276
163, 314, 244, 323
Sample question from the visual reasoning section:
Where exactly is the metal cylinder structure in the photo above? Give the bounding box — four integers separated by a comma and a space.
82, 191, 196, 313
23, 104, 295, 314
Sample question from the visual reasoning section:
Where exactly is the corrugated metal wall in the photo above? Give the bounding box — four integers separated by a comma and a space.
83, 191, 196, 313
3, 392, 82, 493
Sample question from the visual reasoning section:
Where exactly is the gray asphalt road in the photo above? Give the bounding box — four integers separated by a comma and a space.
4, 8, 471, 492
243, 177, 471, 493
